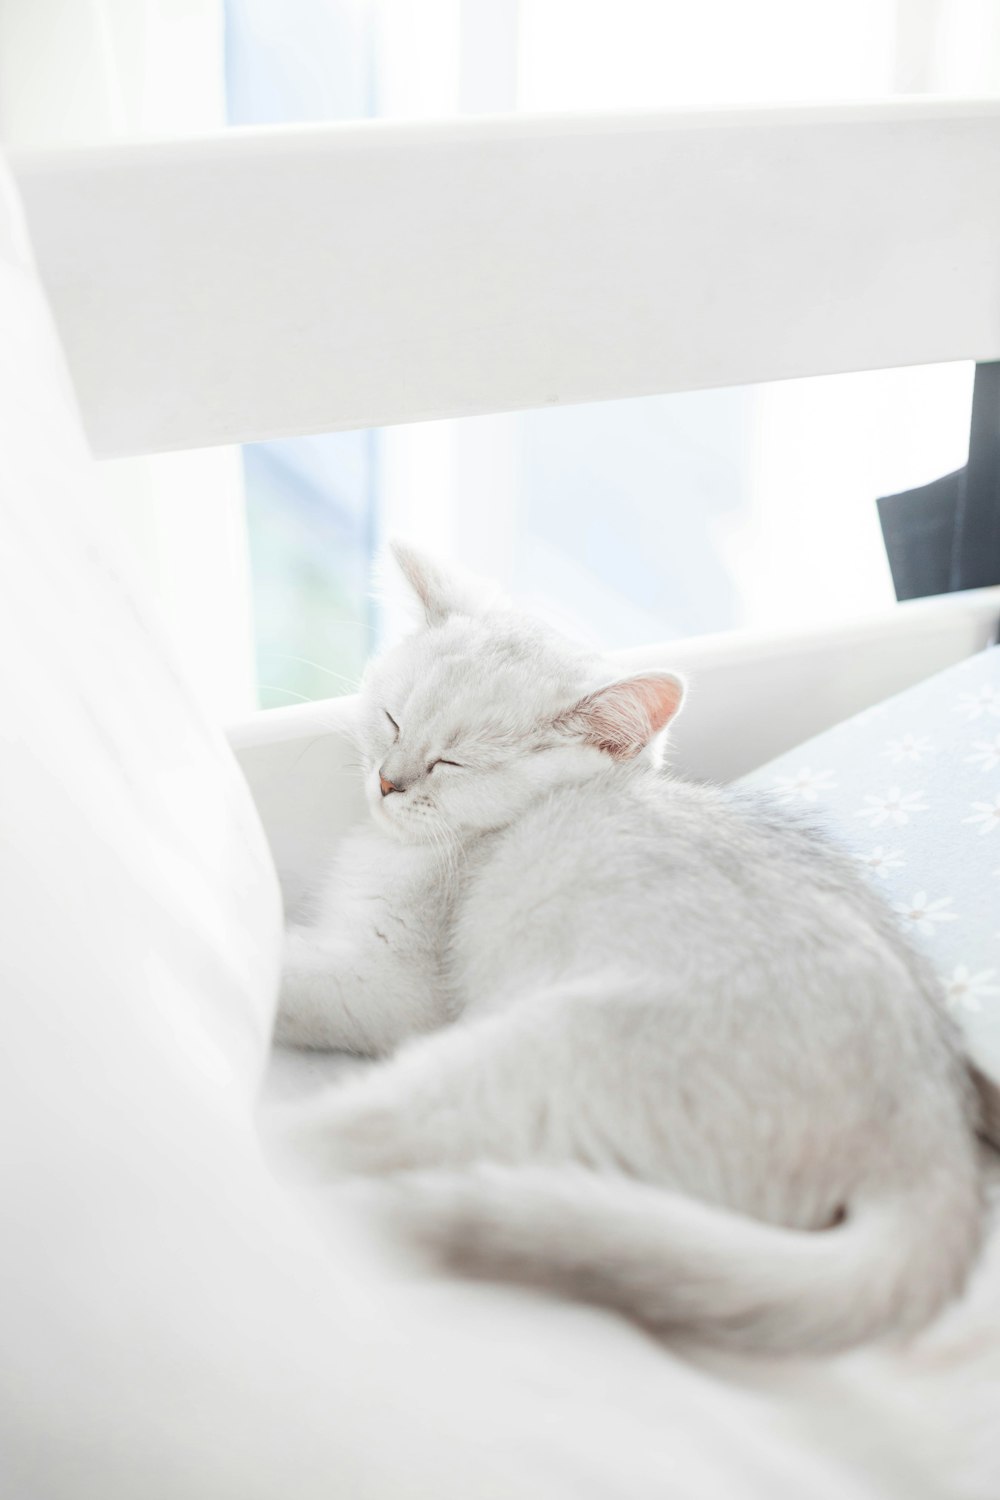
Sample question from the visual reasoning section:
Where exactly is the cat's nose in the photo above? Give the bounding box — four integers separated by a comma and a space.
379, 772, 402, 797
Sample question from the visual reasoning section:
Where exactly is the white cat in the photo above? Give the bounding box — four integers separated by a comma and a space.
276, 541, 985, 1354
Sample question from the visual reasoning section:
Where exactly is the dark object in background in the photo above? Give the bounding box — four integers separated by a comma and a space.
878, 361, 1000, 602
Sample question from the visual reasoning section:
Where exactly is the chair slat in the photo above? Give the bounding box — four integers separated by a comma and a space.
13, 101, 1000, 458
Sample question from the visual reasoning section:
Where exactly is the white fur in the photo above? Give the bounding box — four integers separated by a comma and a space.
276, 541, 985, 1354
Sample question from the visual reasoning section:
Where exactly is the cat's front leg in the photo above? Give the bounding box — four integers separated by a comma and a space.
275, 925, 441, 1055
275, 829, 452, 1056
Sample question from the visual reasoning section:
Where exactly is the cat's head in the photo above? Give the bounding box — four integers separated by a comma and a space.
357, 541, 684, 844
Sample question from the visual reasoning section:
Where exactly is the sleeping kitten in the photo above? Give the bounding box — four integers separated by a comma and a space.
276, 541, 985, 1354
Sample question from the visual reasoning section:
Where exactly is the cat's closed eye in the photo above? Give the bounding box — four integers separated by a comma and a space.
384, 711, 399, 735
429, 758, 462, 771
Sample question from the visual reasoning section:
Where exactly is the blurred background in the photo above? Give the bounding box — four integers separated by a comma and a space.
0, 0, 998, 715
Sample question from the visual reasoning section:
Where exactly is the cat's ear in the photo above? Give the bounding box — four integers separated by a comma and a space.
390, 538, 497, 626
556, 671, 685, 760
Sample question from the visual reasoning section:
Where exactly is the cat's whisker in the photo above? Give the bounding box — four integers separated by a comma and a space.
421, 814, 459, 889
261, 653, 363, 691
258, 683, 316, 704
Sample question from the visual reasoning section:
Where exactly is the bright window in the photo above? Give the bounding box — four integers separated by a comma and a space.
222, 0, 995, 709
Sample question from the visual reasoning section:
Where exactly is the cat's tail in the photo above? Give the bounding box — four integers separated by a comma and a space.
390, 1159, 983, 1354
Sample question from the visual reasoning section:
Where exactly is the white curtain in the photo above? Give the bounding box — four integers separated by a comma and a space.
0, 0, 257, 719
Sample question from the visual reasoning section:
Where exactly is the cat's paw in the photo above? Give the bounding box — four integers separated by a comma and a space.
273, 964, 362, 1052
288, 1092, 416, 1177
271, 1001, 323, 1050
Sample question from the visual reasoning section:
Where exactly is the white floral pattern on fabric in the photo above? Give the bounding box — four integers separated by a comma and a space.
945, 966, 1000, 1015
964, 795, 1000, 836
854, 787, 928, 827
892, 891, 957, 937
740, 645, 1000, 1082
854, 846, 906, 879
769, 767, 837, 804
954, 684, 1000, 721
883, 733, 934, 764
966, 734, 1000, 773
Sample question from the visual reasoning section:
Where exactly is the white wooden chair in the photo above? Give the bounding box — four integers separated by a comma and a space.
13, 99, 1000, 909
5, 101, 1000, 1498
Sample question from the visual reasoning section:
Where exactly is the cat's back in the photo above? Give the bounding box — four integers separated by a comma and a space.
467, 767, 830, 923
456, 766, 947, 1045
455, 770, 794, 986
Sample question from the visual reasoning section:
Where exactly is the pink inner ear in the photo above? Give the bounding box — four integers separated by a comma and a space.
570, 673, 684, 759
631, 674, 684, 735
